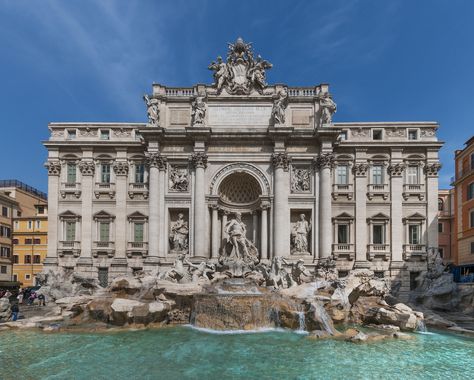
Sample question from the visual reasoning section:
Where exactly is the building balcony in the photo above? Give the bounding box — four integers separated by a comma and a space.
402, 184, 425, 201
332, 183, 353, 200
403, 244, 427, 261
332, 243, 355, 260
94, 182, 116, 199
128, 182, 149, 199
127, 241, 148, 258
367, 244, 391, 261
92, 241, 115, 258
58, 240, 81, 257
60, 182, 81, 199
367, 183, 389, 200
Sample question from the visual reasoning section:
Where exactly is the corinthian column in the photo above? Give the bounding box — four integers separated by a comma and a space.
315, 153, 334, 259
77, 159, 95, 267
190, 152, 208, 258
425, 162, 442, 249
43, 160, 61, 267
353, 161, 369, 265
272, 153, 291, 257
113, 160, 129, 263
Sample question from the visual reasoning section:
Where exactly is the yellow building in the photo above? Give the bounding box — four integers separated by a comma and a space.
0, 192, 19, 287
0, 180, 48, 287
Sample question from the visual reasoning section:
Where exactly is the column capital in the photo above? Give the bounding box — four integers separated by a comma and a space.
352, 162, 369, 177
313, 152, 335, 170
271, 152, 291, 171
260, 202, 271, 210
44, 160, 61, 176
78, 160, 95, 176
113, 161, 129, 176
388, 162, 405, 177
189, 152, 208, 169
145, 152, 167, 170
424, 162, 442, 177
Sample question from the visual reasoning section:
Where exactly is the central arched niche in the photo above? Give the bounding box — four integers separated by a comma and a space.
218, 172, 262, 207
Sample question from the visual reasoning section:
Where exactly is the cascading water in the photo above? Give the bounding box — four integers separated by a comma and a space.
310, 302, 336, 335
416, 319, 428, 333
297, 311, 306, 332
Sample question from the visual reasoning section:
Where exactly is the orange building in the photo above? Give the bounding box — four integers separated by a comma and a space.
451, 136, 474, 281
437, 189, 454, 263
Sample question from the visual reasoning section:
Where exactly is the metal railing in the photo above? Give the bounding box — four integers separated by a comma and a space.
0, 179, 47, 200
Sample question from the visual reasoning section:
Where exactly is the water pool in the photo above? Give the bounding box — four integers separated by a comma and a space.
0, 327, 473, 379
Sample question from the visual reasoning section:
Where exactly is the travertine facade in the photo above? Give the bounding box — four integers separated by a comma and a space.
43, 39, 442, 294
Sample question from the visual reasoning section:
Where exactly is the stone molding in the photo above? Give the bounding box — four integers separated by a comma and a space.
314, 153, 335, 170
145, 153, 167, 171
189, 152, 208, 169
45, 160, 61, 176
78, 160, 95, 176
424, 162, 442, 177
271, 153, 291, 171
113, 161, 130, 176
352, 163, 369, 177
388, 163, 406, 177
209, 162, 271, 195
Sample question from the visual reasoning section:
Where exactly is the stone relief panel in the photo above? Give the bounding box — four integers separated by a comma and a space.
291, 108, 312, 127
170, 107, 191, 126
290, 165, 311, 193
290, 210, 312, 255
169, 209, 189, 255
168, 165, 190, 192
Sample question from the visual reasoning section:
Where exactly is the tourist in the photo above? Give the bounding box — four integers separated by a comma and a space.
17, 290, 24, 304
38, 294, 46, 306
27, 291, 37, 305
10, 303, 19, 321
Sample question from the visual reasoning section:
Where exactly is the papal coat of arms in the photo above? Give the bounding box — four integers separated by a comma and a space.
208, 37, 272, 95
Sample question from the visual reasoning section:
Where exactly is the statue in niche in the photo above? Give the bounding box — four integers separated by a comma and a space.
169, 166, 189, 192
319, 93, 337, 125
291, 214, 311, 254
271, 90, 288, 125
291, 167, 311, 193
208, 56, 229, 93
143, 94, 160, 126
169, 213, 189, 253
191, 96, 206, 126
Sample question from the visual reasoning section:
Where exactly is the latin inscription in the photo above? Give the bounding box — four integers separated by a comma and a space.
208, 106, 272, 126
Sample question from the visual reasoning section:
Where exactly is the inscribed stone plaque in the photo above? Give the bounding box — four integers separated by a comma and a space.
208, 106, 272, 126
292, 109, 312, 126
170, 108, 190, 126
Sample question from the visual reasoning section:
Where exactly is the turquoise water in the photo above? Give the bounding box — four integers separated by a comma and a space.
0, 327, 473, 380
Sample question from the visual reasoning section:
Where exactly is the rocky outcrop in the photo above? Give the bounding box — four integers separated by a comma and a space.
0, 298, 11, 322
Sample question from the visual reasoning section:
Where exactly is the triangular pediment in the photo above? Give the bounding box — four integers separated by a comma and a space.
93, 210, 115, 220
370, 212, 390, 220
58, 210, 81, 219
404, 212, 425, 221
127, 211, 148, 221
334, 212, 353, 220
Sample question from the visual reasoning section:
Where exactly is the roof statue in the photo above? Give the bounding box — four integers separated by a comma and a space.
208, 37, 273, 95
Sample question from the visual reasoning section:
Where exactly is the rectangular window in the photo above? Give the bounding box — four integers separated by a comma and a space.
0, 266, 6, 274
14, 221, 19, 230
408, 129, 418, 140
33, 238, 41, 245
468, 183, 474, 201
336, 165, 348, 185
100, 130, 110, 140
409, 224, 420, 244
36, 220, 41, 229
67, 130, 76, 139
372, 165, 383, 185
373, 224, 385, 244
33, 255, 41, 264
25, 274, 31, 280
438, 223, 443, 233
471, 242, 474, 254
65, 221, 76, 241
13, 255, 19, 264
67, 163, 77, 184
372, 129, 383, 140
470, 211, 474, 228
24, 255, 31, 264
337, 224, 349, 244
438, 248, 444, 258
407, 165, 419, 184
13, 274, 17, 281
101, 164, 111, 183
134, 223, 144, 242
37, 206, 45, 215
2, 207, 8, 217
25, 238, 32, 245
339, 131, 348, 141
135, 164, 145, 183
374, 271, 384, 278
99, 222, 110, 242
12, 239, 18, 245
28, 221, 33, 230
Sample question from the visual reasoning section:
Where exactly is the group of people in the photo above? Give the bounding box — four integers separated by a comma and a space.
0, 287, 46, 322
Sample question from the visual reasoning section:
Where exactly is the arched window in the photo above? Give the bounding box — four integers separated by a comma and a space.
438, 198, 444, 211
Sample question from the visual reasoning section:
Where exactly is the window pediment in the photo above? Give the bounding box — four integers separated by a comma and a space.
127, 211, 148, 221
403, 212, 425, 223
93, 210, 115, 221
59, 210, 81, 221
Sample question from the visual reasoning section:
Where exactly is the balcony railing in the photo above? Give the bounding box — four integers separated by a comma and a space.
367, 183, 389, 200
287, 88, 316, 97
332, 243, 355, 260
403, 244, 427, 261
128, 182, 149, 199
58, 240, 81, 257
367, 244, 391, 261
60, 182, 82, 198
127, 241, 149, 257
92, 241, 115, 257
332, 183, 353, 200
402, 183, 425, 200
94, 182, 116, 199
165, 88, 197, 97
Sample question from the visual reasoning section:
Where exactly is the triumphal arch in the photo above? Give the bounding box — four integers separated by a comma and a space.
44, 38, 442, 296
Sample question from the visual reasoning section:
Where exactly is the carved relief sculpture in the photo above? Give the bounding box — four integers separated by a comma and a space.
271, 90, 288, 125
78, 160, 95, 176
319, 93, 337, 125
169, 213, 189, 254
143, 94, 160, 126
291, 166, 311, 193
45, 160, 61, 176
271, 153, 291, 171
169, 166, 189, 192
291, 214, 311, 255
191, 96, 206, 126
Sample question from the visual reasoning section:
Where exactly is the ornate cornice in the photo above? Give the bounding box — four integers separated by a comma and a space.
314, 153, 335, 170
145, 153, 167, 171
189, 152, 208, 169
44, 160, 61, 176
113, 161, 129, 176
271, 153, 291, 171
387, 163, 406, 177
352, 163, 369, 177
78, 160, 95, 176
424, 162, 442, 177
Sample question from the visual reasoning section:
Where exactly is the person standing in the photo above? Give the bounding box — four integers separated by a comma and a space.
17, 290, 24, 304
11, 303, 19, 321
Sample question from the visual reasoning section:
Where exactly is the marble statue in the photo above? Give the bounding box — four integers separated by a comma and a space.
169, 166, 189, 192
291, 167, 311, 193
319, 93, 337, 125
186, 260, 216, 282
169, 213, 189, 253
248, 55, 272, 91
208, 56, 229, 93
225, 212, 251, 260
191, 96, 206, 126
161, 253, 190, 283
271, 90, 288, 125
282, 258, 312, 286
291, 214, 311, 254
143, 94, 160, 126
263, 257, 289, 289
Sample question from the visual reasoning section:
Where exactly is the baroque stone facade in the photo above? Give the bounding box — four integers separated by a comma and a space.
43, 39, 442, 297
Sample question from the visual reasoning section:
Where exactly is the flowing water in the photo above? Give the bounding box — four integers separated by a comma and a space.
1, 327, 473, 379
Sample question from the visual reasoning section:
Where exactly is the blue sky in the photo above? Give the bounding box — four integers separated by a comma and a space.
1, 0, 473, 192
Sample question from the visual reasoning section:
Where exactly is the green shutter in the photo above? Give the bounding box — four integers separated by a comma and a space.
134, 223, 144, 242
66, 222, 76, 241
99, 222, 110, 242
67, 164, 76, 183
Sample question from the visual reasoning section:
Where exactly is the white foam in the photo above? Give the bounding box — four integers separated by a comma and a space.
185, 324, 306, 335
